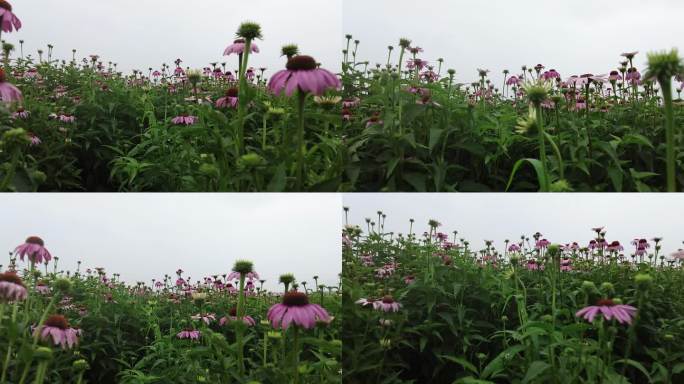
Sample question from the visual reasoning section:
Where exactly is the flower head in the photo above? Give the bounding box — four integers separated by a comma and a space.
373, 295, 401, 312
268, 55, 341, 97
36, 315, 81, 349
575, 299, 637, 325
0, 272, 27, 301
14, 236, 52, 264
0, 1, 21, 33
267, 291, 330, 329
223, 38, 260, 56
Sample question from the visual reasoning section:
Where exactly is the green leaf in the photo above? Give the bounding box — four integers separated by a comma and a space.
505, 158, 548, 192
521, 361, 550, 384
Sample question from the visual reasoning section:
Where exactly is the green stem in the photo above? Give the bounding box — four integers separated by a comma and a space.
661, 80, 676, 192
295, 91, 307, 190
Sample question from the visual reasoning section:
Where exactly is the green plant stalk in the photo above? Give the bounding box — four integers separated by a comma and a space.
292, 326, 300, 384
0, 302, 18, 384
236, 39, 253, 156
31, 361, 48, 384
236, 274, 246, 376
295, 90, 307, 190
536, 105, 550, 191
660, 80, 676, 192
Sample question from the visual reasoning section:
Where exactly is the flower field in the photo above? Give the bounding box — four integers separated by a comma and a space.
342, 210, 684, 383
0, 236, 341, 383
341, 36, 684, 191
0, 0, 682, 192
0, 1, 343, 192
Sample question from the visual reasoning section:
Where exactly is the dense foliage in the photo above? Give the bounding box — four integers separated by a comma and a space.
341, 37, 684, 191
342, 211, 684, 383
1, 238, 341, 384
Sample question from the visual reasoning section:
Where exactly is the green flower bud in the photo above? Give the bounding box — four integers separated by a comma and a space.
34, 347, 53, 361
233, 260, 254, 275
238, 153, 265, 168
53, 278, 72, 293
72, 359, 89, 371
236, 22, 262, 40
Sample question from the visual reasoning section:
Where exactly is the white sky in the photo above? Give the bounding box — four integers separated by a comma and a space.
343, 193, 684, 256
7, 0, 342, 74
343, 0, 684, 87
1, 194, 342, 291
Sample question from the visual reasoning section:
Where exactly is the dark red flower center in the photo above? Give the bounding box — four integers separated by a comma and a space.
282, 291, 309, 307
25, 236, 44, 246
0, 272, 23, 286
44, 314, 69, 330
286, 55, 317, 71
229, 307, 237, 316
0, 68, 6, 83
0, 1, 12, 12
233, 39, 245, 44
382, 295, 394, 304
225, 87, 238, 98
596, 298, 615, 307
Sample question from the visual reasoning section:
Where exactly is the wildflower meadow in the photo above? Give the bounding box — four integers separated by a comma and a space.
0, 236, 341, 383
341, 36, 684, 192
342, 209, 684, 383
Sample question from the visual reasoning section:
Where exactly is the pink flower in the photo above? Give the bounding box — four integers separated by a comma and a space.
219, 307, 255, 326
177, 328, 201, 340
215, 88, 239, 109
606, 241, 624, 252
35, 281, 50, 295
0, 1, 21, 33
0, 272, 27, 301
575, 299, 637, 325
404, 275, 415, 285
58, 114, 75, 123
36, 315, 81, 349
226, 270, 259, 281
355, 298, 375, 307
535, 239, 550, 249
223, 39, 260, 56
14, 236, 52, 264
373, 295, 401, 312
560, 258, 572, 272
171, 114, 197, 125
670, 250, 684, 260
0, 68, 21, 102
508, 244, 521, 252
268, 55, 340, 97
267, 291, 330, 330
506, 76, 520, 86
11, 107, 29, 119
28, 133, 41, 146
342, 98, 360, 108
191, 313, 216, 325
608, 70, 622, 82
542, 69, 560, 80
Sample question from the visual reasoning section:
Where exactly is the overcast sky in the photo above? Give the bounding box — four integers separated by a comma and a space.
343, 0, 684, 87
8, 0, 342, 74
344, 194, 684, 256
1, 194, 342, 291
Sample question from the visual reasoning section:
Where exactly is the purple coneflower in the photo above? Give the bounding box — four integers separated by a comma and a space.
227, 270, 259, 281
0, 68, 21, 102
267, 291, 330, 330
575, 299, 637, 325
223, 38, 259, 56
215, 87, 239, 109
11, 107, 28, 119
0, 1, 21, 33
0, 272, 27, 301
36, 315, 81, 349
268, 55, 340, 97
177, 328, 201, 340
58, 114, 75, 123
28, 133, 41, 146
373, 295, 401, 312
219, 307, 255, 326
171, 114, 197, 126
191, 313, 216, 325
14, 236, 52, 264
